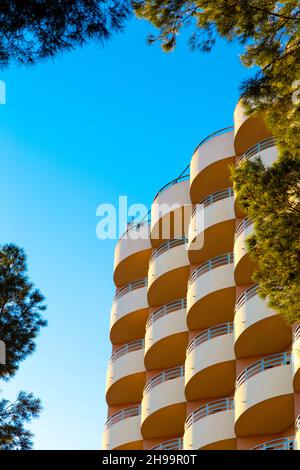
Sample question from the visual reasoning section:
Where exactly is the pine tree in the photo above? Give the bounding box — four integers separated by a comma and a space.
0, 392, 42, 450
0, 0, 131, 67
232, 156, 300, 325
134, 0, 300, 322
0, 244, 47, 449
0, 244, 47, 380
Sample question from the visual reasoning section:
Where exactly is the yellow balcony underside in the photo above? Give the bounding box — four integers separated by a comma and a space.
141, 403, 186, 440
190, 157, 235, 204
106, 371, 146, 406
187, 287, 235, 330
145, 332, 188, 370
235, 394, 294, 437
185, 361, 236, 401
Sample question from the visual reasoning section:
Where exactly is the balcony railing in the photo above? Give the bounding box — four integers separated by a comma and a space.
294, 325, 300, 342
236, 352, 292, 389
252, 436, 295, 451
109, 339, 144, 363
185, 398, 234, 430
188, 253, 234, 286
113, 278, 147, 302
237, 137, 276, 166
192, 188, 234, 217
150, 237, 187, 264
151, 438, 183, 450
187, 322, 233, 356
235, 284, 258, 312
146, 299, 187, 329
144, 366, 185, 395
103, 405, 141, 431
193, 126, 234, 156
153, 174, 190, 201
120, 218, 151, 240
235, 218, 253, 240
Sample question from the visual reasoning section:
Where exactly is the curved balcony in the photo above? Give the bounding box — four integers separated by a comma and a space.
235, 352, 294, 436
237, 137, 277, 167
144, 299, 188, 370
234, 218, 256, 285
184, 398, 235, 450
151, 438, 183, 450
114, 221, 152, 287
190, 127, 235, 204
234, 285, 292, 359
150, 176, 192, 248
185, 323, 235, 400
251, 436, 295, 451
102, 405, 142, 450
234, 100, 272, 155
148, 238, 190, 307
234, 138, 277, 217
110, 278, 148, 344
187, 253, 235, 330
292, 325, 300, 392
188, 188, 235, 265
106, 339, 146, 406
141, 366, 186, 439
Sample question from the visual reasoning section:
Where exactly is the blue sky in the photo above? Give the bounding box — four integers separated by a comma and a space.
0, 17, 249, 449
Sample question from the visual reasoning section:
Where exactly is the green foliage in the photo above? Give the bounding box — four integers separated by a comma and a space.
0, 244, 46, 449
134, 0, 300, 322
134, 2, 299, 51
0, 244, 47, 380
232, 156, 300, 324
0, 391, 42, 450
0, 0, 131, 67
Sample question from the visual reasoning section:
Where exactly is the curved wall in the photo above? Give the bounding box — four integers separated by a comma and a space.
104, 101, 294, 451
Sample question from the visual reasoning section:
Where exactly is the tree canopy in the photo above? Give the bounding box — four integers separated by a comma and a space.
0, 244, 47, 449
0, 392, 42, 450
0, 244, 46, 380
232, 155, 300, 325
133, 1, 300, 144
134, 0, 300, 322
0, 0, 131, 67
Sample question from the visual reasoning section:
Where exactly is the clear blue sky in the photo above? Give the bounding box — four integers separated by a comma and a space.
0, 17, 248, 449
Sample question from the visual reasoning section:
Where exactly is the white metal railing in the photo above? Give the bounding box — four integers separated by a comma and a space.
187, 323, 233, 356
252, 436, 295, 451
120, 219, 151, 240
193, 126, 234, 156
192, 188, 234, 216
113, 278, 147, 302
103, 405, 141, 431
151, 438, 183, 450
294, 325, 300, 342
146, 299, 187, 329
109, 339, 144, 363
144, 366, 185, 395
185, 398, 234, 430
188, 253, 233, 286
236, 352, 292, 389
154, 174, 190, 201
150, 237, 187, 264
235, 284, 258, 312
235, 217, 253, 240
237, 137, 276, 166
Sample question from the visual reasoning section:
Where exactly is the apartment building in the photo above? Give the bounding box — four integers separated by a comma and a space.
102, 101, 300, 451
